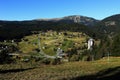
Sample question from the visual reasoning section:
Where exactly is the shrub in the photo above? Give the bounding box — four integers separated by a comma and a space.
82, 56, 92, 61
41, 58, 61, 65
41, 58, 51, 65
0, 50, 13, 64
50, 58, 61, 65
69, 54, 80, 61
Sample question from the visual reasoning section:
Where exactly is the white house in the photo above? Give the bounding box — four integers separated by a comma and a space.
88, 38, 94, 50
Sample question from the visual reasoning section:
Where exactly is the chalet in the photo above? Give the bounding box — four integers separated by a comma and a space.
88, 38, 94, 50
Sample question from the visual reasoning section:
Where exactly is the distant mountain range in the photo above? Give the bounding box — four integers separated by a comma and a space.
0, 14, 120, 40
35, 15, 99, 26
1, 14, 120, 57
93, 14, 120, 35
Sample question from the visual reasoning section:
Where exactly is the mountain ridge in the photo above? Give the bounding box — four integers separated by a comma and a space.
93, 14, 120, 34
34, 15, 99, 26
0, 14, 120, 40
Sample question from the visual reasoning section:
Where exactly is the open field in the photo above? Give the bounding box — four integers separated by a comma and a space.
0, 57, 120, 80
18, 31, 91, 55
17, 31, 100, 61
0, 31, 119, 80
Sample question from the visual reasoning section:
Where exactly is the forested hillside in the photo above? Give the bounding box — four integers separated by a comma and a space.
0, 21, 95, 40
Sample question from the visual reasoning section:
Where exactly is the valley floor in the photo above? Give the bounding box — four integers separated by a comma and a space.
0, 57, 120, 80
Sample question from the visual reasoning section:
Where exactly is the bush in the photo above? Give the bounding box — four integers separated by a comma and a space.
82, 56, 92, 61
41, 58, 61, 65
0, 50, 13, 64
69, 54, 80, 61
41, 58, 51, 65
50, 58, 61, 65
33, 48, 40, 52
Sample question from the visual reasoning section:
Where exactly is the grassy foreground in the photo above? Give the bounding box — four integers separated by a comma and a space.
0, 57, 120, 80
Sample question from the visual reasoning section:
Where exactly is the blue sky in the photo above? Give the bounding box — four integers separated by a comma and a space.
0, 0, 120, 20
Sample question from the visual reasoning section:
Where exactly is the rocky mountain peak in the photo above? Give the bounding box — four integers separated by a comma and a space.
62, 15, 99, 26
35, 15, 99, 26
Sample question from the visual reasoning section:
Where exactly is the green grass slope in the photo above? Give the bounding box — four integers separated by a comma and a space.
0, 57, 120, 80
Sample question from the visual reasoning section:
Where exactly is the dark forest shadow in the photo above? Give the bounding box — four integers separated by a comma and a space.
70, 66, 120, 80
0, 67, 35, 74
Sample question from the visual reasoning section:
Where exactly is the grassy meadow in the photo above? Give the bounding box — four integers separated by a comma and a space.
0, 31, 119, 80
18, 31, 90, 55
0, 57, 120, 80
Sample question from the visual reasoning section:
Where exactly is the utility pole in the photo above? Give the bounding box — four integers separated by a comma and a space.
38, 33, 41, 50
107, 51, 110, 62
38, 33, 44, 54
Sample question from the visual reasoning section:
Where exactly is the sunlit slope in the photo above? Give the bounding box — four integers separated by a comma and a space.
0, 57, 120, 80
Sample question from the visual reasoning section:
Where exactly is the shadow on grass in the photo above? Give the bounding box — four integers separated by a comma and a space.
0, 67, 35, 74
70, 66, 120, 80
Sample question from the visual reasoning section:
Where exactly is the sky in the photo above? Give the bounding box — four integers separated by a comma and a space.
0, 0, 120, 20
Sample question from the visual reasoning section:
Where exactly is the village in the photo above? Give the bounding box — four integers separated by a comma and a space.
0, 30, 100, 64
